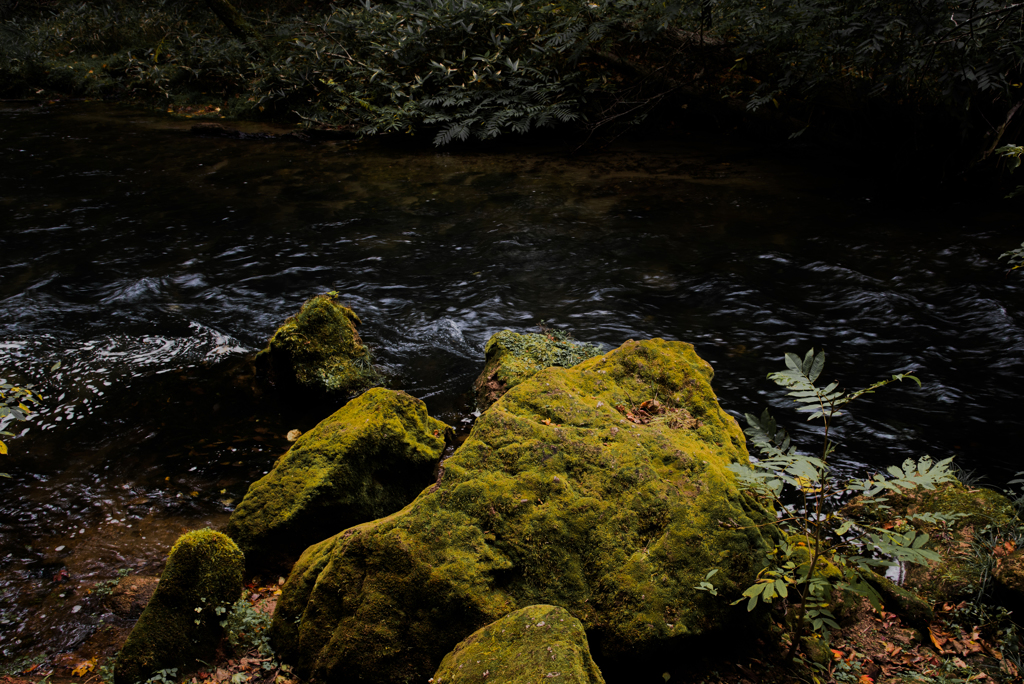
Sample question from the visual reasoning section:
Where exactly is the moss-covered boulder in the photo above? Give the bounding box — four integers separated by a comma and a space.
114, 530, 244, 684
431, 605, 605, 684
271, 339, 776, 684
255, 294, 378, 399
473, 330, 603, 409
226, 388, 450, 566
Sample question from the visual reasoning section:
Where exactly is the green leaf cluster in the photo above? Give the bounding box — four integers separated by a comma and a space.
715, 349, 957, 662
0, 379, 43, 467
1001, 241, 1024, 271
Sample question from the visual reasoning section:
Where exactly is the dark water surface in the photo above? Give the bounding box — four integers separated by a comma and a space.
1, 102, 1022, 664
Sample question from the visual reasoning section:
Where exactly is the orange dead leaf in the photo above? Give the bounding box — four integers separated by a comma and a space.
929, 625, 951, 653
72, 657, 97, 677
540, 418, 552, 426
831, 649, 844, 661
858, 675, 874, 684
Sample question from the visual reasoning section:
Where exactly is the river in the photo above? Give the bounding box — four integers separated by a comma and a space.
1, 101, 1022, 665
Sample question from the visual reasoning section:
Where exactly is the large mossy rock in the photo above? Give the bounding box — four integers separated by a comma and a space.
271, 339, 776, 684
226, 388, 450, 565
431, 604, 605, 684
255, 294, 378, 399
114, 530, 244, 684
473, 330, 603, 409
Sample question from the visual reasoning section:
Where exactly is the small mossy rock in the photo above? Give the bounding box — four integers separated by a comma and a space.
842, 483, 1014, 606
271, 339, 776, 684
255, 294, 377, 398
903, 484, 1012, 604
473, 330, 602, 409
226, 388, 449, 566
993, 548, 1024, 614
114, 530, 244, 684
431, 605, 604, 684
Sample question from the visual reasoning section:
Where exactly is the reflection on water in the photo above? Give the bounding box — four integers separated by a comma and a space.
0, 102, 1022, 663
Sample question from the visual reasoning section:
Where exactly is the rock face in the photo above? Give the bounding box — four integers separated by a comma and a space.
431, 604, 605, 684
473, 330, 603, 409
255, 294, 378, 398
271, 339, 775, 684
226, 388, 450, 565
114, 530, 244, 684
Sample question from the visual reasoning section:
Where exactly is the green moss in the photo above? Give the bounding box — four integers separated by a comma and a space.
114, 529, 244, 684
431, 604, 605, 684
225, 388, 450, 566
800, 635, 832, 667
270, 339, 775, 684
255, 294, 380, 398
918, 483, 1014, 528
786, 535, 842, 581
473, 330, 603, 409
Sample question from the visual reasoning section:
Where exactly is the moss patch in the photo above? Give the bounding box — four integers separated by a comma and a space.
473, 330, 603, 409
845, 482, 1015, 605
255, 294, 380, 399
114, 529, 244, 684
225, 388, 450, 567
431, 604, 605, 684
271, 338, 776, 684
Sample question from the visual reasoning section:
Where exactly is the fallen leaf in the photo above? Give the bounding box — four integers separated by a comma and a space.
286, 430, 302, 441
858, 676, 874, 684
929, 625, 950, 653
72, 658, 97, 677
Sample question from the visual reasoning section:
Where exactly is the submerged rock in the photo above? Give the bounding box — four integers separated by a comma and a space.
473, 330, 602, 409
431, 604, 605, 684
114, 530, 244, 684
226, 388, 450, 566
255, 294, 379, 399
271, 339, 775, 684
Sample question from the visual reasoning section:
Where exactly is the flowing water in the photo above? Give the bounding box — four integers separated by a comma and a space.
1, 101, 1022, 665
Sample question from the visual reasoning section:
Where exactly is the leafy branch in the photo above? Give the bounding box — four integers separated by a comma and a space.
700, 349, 956, 666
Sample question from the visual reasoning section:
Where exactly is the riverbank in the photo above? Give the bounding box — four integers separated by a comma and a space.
2, 0, 1022, 192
